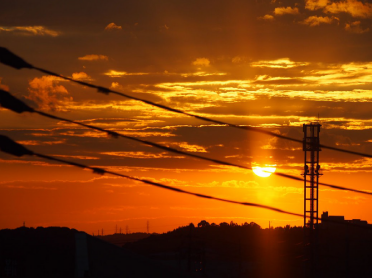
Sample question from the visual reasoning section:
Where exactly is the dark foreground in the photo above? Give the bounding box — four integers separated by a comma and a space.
123, 222, 372, 278
1, 221, 372, 278
0, 226, 186, 278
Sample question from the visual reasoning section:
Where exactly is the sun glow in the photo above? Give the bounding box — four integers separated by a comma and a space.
252, 166, 276, 178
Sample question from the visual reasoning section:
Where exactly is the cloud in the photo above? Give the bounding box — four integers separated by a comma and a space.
104, 70, 149, 77
251, 58, 309, 68
324, 0, 372, 18
301, 16, 339, 26
101, 151, 183, 159
301, 62, 372, 86
54, 155, 100, 160
201, 180, 303, 195
0, 77, 9, 91
274, 7, 300, 15
218, 180, 260, 188
17, 139, 66, 146
258, 14, 275, 20
104, 70, 129, 77
26, 76, 72, 111
105, 22, 122, 31
161, 142, 208, 153
180, 72, 227, 77
0, 26, 60, 36
231, 56, 248, 64
305, 0, 329, 10
160, 24, 170, 32
72, 72, 93, 81
110, 82, 123, 90
345, 21, 370, 33
61, 129, 175, 138
78, 54, 108, 61
192, 58, 211, 67
5, 185, 57, 190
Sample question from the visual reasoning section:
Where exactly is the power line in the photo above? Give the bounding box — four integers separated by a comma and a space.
0, 134, 302, 218
1, 90, 371, 196
1, 47, 372, 159
1, 47, 372, 230
1, 134, 371, 230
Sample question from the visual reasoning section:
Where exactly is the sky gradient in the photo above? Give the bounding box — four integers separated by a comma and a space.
1, 0, 372, 234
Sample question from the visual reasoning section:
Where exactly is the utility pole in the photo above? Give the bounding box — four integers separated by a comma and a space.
147, 220, 149, 233
303, 122, 322, 230
303, 122, 322, 277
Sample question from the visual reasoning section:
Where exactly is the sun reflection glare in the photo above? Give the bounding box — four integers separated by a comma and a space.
252, 166, 276, 177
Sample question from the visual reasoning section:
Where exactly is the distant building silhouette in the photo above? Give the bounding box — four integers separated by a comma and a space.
320, 211, 371, 230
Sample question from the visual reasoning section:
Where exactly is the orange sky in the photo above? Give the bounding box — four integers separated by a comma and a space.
1, 0, 372, 234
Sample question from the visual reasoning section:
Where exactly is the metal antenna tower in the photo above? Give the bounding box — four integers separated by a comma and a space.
303, 123, 322, 229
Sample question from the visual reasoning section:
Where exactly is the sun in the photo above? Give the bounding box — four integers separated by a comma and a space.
252, 166, 276, 178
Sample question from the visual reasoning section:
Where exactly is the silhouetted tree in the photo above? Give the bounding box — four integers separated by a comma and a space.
198, 220, 210, 228
230, 221, 238, 227
250, 222, 261, 229
219, 222, 229, 227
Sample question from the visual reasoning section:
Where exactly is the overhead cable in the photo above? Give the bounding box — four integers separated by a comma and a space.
1, 47, 371, 159
0, 134, 303, 218
1, 90, 371, 196
2, 135, 372, 230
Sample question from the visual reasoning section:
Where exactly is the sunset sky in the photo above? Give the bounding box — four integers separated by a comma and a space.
1, 0, 372, 234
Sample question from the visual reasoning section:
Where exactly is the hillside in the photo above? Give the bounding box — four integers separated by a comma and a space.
97, 232, 151, 247
0, 227, 188, 278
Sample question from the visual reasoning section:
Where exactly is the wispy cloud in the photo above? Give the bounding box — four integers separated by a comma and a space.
105, 22, 122, 31
54, 155, 100, 160
0, 77, 9, 91
192, 58, 211, 67
0, 26, 60, 36
258, 14, 275, 20
101, 151, 184, 159
17, 139, 66, 146
300, 16, 339, 26
251, 58, 309, 68
305, 0, 329, 11
72, 72, 93, 81
274, 7, 299, 15
160, 141, 208, 153
104, 70, 149, 77
324, 0, 372, 18
78, 54, 108, 61
345, 21, 370, 33
5, 185, 58, 190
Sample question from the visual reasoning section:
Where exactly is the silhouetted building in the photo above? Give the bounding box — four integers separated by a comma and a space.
320, 211, 371, 231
